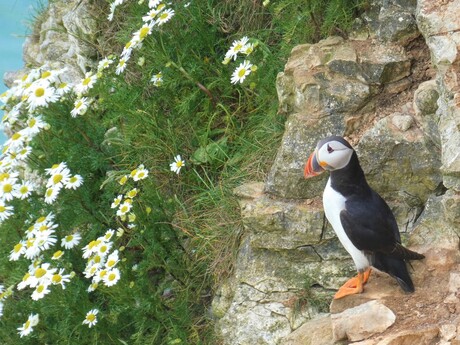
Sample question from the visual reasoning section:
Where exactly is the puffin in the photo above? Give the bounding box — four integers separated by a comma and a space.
304, 135, 424, 299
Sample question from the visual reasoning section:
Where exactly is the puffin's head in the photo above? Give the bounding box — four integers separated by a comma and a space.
304, 136, 354, 178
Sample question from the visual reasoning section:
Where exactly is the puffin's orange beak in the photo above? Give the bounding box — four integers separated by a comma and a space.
304, 150, 325, 178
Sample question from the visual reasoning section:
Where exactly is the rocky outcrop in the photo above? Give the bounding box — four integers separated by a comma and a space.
3, 0, 100, 87
213, 0, 460, 344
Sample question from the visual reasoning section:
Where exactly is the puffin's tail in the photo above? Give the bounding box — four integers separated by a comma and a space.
372, 252, 420, 293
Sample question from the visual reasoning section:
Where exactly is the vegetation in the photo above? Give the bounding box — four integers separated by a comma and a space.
0, 0, 365, 343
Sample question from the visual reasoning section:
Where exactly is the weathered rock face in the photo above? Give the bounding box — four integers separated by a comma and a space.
3, 0, 99, 88
214, 0, 460, 344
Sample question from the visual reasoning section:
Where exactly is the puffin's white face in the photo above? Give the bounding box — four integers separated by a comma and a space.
304, 136, 354, 177
316, 139, 353, 171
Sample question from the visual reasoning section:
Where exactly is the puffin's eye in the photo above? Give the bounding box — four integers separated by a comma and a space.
327, 144, 334, 153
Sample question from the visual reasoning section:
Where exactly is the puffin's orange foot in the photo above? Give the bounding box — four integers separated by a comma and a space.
341, 268, 372, 289
333, 269, 371, 300
334, 285, 363, 299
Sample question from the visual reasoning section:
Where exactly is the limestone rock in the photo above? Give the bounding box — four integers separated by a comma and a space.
331, 300, 396, 342
417, 0, 460, 191
413, 80, 441, 147
264, 112, 342, 199
282, 314, 333, 345
356, 115, 442, 200
391, 113, 414, 132
21, 0, 99, 84
377, 5, 419, 45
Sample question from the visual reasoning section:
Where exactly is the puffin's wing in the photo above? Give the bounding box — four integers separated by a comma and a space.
340, 191, 424, 260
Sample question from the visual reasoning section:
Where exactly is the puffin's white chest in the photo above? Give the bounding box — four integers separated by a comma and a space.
323, 178, 370, 271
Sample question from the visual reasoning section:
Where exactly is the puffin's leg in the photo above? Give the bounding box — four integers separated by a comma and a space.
333, 268, 371, 299
337, 268, 372, 289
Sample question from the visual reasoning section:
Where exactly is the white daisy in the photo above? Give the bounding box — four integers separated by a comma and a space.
116, 201, 132, 217
51, 268, 71, 289
55, 81, 72, 96
0, 177, 18, 201
111, 195, 123, 209
105, 250, 119, 269
97, 57, 115, 72
225, 36, 249, 61
44, 186, 60, 204
155, 8, 174, 25
0, 201, 14, 221
47, 167, 71, 188
18, 313, 39, 338
142, 8, 162, 22
150, 72, 163, 87
61, 232, 82, 249
71, 97, 90, 117
83, 309, 99, 328
15, 146, 33, 161
170, 155, 185, 174
23, 115, 48, 136
103, 268, 121, 287
13, 180, 34, 199
231, 60, 253, 84
45, 162, 68, 175
115, 57, 129, 75
27, 82, 58, 111
9, 241, 26, 261
64, 174, 83, 189
103, 229, 115, 241
133, 167, 149, 181
31, 283, 51, 300
133, 22, 155, 42
75, 72, 98, 94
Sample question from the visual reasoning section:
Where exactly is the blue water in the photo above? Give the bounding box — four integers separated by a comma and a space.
0, 0, 43, 144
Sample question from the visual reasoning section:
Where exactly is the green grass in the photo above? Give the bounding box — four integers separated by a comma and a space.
0, 0, 365, 343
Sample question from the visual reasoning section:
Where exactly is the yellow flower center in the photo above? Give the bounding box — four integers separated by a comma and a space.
82, 77, 91, 86
0, 205, 5, 212
238, 68, 247, 78
3, 184, 12, 193
36, 216, 46, 223
14, 243, 23, 253
53, 250, 63, 258
65, 235, 74, 242
35, 268, 47, 278
159, 12, 169, 20
12, 132, 21, 141
46, 188, 54, 197
108, 273, 116, 281
58, 82, 67, 89
52, 274, 62, 283
35, 87, 45, 97
24, 320, 31, 329
19, 185, 29, 194
233, 43, 243, 52
139, 27, 150, 39
86, 314, 96, 322
53, 174, 63, 184
69, 176, 78, 183
28, 118, 36, 128
41, 71, 51, 79
37, 285, 45, 293
107, 259, 116, 267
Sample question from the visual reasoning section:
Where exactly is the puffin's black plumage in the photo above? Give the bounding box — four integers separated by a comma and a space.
327, 139, 424, 293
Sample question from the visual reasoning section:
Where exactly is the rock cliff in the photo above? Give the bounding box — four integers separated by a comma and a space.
213, 1, 460, 344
